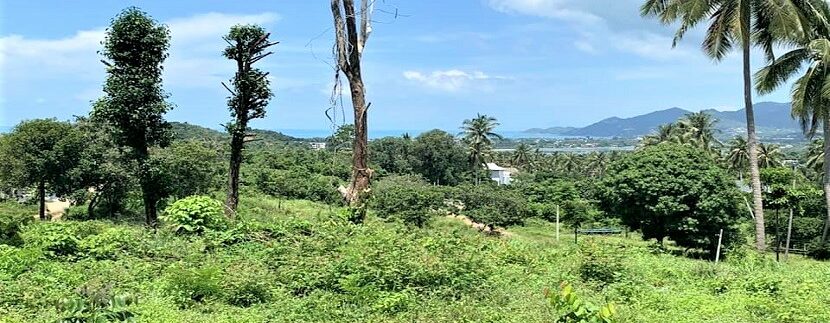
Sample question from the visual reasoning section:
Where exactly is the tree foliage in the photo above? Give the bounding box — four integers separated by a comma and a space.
600, 143, 742, 253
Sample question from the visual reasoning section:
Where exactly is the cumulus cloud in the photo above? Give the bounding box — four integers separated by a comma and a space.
402, 69, 502, 92
0, 12, 281, 96
484, 0, 696, 60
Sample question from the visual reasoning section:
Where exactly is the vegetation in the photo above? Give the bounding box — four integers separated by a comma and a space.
5, 1, 830, 322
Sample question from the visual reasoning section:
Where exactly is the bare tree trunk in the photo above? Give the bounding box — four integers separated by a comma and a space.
38, 180, 46, 220
821, 117, 830, 242
742, 20, 766, 251
87, 191, 100, 219
137, 146, 158, 227
226, 126, 245, 218
332, 0, 373, 210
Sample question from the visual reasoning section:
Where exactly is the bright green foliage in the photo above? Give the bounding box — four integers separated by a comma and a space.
0, 119, 84, 217
160, 196, 226, 234
252, 168, 340, 204
369, 136, 417, 175
165, 264, 223, 307
600, 143, 742, 253
372, 176, 444, 227
546, 282, 616, 323
58, 286, 136, 323
328, 124, 355, 152
155, 140, 225, 199
92, 7, 172, 226
579, 240, 626, 287
0, 203, 34, 246
452, 184, 529, 230
411, 130, 470, 185
72, 117, 134, 219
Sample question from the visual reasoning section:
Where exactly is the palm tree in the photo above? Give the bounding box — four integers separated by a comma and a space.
641, 0, 805, 251
678, 111, 721, 151
755, 1, 830, 242
727, 136, 750, 180
512, 143, 532, 168
757, 143, 784, 168
642, 123, 679, 146
806, 139, 824, 177
587, 152, 610, 177
460, 114, 503, 184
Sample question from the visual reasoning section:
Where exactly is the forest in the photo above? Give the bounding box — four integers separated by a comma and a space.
2, 1, 830, 322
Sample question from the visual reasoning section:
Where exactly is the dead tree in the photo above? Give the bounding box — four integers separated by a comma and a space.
222, 25, 277, 217
331, 0, 373, 215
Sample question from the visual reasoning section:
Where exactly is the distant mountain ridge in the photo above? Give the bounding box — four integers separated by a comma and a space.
526, 102, 800, 138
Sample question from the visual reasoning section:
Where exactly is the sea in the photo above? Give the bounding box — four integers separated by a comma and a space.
277, 129, 581, 140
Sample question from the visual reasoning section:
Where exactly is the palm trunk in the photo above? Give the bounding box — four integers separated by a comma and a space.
821, 118, 830, 243
742, 20, 766, 251
38, 180, 46, 220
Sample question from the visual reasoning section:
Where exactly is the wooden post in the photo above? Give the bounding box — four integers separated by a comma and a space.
574, 225, 578, 244
715, 228, 723, 263
555, 204, 560, 242
785, 208, 794, 261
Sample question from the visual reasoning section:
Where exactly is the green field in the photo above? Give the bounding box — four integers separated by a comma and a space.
1, 196, 828, 322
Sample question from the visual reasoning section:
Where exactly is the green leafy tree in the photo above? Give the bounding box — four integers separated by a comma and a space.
222, 24, 277, 216
460, 114, 503, 184
369, 136, 416, 175
0, 119, 83, 219
72, 117, 134, 219
641, 0, 807, 251
157, 140, 225, 199
91, 7, 172, 227
412, 130, 470, 185
599, 143, 742, 254
755, 1, 830, 242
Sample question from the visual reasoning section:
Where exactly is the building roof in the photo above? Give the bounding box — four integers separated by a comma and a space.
484, 162, 507, 171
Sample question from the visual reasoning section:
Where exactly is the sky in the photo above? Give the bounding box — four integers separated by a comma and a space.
0, 0, 794, 132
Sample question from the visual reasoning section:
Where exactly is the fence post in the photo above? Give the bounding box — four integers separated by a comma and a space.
715, 228, 723, 263
555, 204, 560, 242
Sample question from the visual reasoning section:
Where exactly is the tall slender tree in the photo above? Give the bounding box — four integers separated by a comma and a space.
756, 0, 830, 242
727, 135, 750, 179
640, 0, 804, 250
221, 24, 277, 217
92, 7, 172, 227
460, 114, 503, 184
331, 0, 373, 216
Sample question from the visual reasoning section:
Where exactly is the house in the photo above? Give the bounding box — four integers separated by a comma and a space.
484, 163, 517, 185
310, 142, 327, 150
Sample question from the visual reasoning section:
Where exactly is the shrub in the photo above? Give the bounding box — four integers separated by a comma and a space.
58, 283, 136, 322
160, 195, 226, 235
0, 206, 33, 246
21, 222, 83, 259
79, 227, 137, 260
579, 240, 625, 287
545, 282, 616, 323
166, 264, 223, 307
451, 184, 529, 230
0, 245, 42, 279
252, 168, 340, 204
807, 239, 830, 260
372, 177, 444, 227
223, 263, 272, 307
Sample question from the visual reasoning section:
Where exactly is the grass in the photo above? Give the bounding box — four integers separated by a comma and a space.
0, 196, 829, 322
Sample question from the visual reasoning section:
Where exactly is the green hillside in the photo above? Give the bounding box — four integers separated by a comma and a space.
1, 196, 828, 322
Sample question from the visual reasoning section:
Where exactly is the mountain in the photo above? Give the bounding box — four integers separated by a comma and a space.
525, 102, 802, 138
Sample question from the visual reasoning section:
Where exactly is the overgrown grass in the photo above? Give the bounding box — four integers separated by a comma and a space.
0, 197, 828, 322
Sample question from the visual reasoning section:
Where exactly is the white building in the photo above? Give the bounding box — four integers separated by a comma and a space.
485, 163, 517, 185
310, 142, 327, 150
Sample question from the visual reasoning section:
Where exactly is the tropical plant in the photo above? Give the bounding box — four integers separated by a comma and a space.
460, 114, 503, 183
512, 143, 533, 168
641, 123, 678, 147
755, 1, 830, 242
545, 281, 616, 323
726, 136, 749, 179
678, 111, 721, 151
806, 139, 824, 178
758, 142, 784, 168
160, 196, 227, 235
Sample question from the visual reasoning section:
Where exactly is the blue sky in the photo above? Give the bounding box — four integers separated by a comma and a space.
0, 0, 793, 132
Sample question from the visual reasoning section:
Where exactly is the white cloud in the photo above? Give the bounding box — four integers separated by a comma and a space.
484, 0, 698, 61
403, 69, 503, 92
0, 12, 282, 98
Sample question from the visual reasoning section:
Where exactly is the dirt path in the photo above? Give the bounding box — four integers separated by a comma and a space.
446, 214, 513, 237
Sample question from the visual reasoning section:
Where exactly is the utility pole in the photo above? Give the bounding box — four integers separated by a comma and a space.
785, 160, 797, 261
715, 229, 724, 263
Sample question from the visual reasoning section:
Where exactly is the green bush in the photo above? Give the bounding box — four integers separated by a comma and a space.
21, 222, 84, 259
79, 227, 137, 260
165, 264, 223, 307
451, 184, 529, 230
372, 176, 444, 227
252, 168, 340, 204
807, 239, 830, 260
58, 283, 136, 323
0, 205, 33, 246
223, 263, 272, 307
160, 195, 226, 235
546, 282, 616, 323
579, 240, 625, 287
